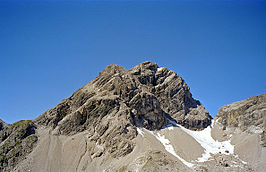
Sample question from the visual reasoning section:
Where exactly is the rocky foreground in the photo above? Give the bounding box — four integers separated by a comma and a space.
0, 62, 265, 172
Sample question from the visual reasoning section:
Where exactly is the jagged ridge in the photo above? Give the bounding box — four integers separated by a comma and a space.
0, 62, 265, 172
34, 61, 211, 158
0, 61, 212, 171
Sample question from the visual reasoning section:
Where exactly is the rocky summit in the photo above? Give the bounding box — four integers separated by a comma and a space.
0, 62, 265, 172
36, 61, 211, 133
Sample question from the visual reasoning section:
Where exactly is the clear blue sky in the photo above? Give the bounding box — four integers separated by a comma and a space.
0, 0, 265, 124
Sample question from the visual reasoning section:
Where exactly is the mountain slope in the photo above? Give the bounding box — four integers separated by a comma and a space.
0, 62, 265, 172
32, 61, 211, 161
212, 93, 266, 171
0, 120, 38, 171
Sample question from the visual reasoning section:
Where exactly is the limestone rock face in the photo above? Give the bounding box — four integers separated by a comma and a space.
34, 61, 211, 159
35, 62, 212, 132
0, 120, 38, 171
129, 62, 211, 130
211, 94, 266, 171
1, 62, 265, 172
215, 93, 266, 146
1, 62, 212, 171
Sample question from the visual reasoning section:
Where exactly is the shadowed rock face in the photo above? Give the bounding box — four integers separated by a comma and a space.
215, 93, 266, 146
0, 120, 38, 171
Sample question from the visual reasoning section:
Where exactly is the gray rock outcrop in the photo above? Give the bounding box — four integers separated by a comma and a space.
1, 62, 264, 172
0, 120, 38, 171
34, 61, 211, 159
215, 93, 266, 146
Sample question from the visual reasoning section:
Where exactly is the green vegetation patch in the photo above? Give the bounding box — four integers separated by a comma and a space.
11, 120, 32, 129
15, 140, 21, 146
25, 134, 38, 144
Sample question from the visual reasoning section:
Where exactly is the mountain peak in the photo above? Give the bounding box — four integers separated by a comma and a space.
132, 61, 159, 72
102, 64, 126, 74
31, 62, 212, 162
36, 62, 211, 133
1, 62, 265, 172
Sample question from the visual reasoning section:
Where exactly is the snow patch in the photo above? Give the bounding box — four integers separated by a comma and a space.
161, 124, 174, 130
168, 126, 174, 130
234, 154, 248, 164
169, 120, 235, 162
137, 128, 144, 137
155, 133, 194, 168
157, 67, 164, 72
145, 129, 194, 168
211, 119, 217, 128
248, 126, 263, 134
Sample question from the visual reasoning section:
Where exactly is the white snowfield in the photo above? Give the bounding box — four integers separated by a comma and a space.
137, 120, 236, 168
169, 120, 234, 162
157, 67, 164, 72
136, 128, 144, 137
178, 125, 234, 162
141, 128, 194, 168
155, 133, 194, 167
